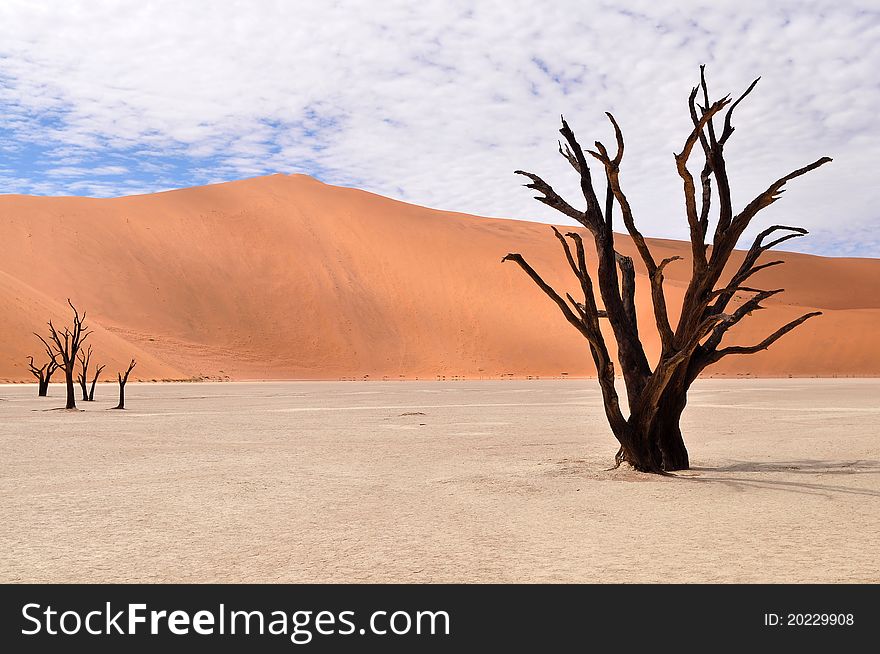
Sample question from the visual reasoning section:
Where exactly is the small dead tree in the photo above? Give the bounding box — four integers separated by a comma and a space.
26, 355, 59, 397
113, 359, 136, 410
88, 362, 106, 402
76, 345, 93, 401
35, 300, 91, 410
504, 67, 829, 473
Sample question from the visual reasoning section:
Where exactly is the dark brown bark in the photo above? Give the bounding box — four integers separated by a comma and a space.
34, 300, 91, 409
77, 345, 92, 401
63, 367, 76, 409
88, 363, 106, 402
650, 370, 692, 471
76, 345, 104, 401
113, 359, 136, 410
505, 68, 830, 473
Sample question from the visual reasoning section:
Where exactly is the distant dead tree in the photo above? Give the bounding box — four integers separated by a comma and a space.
113, 359, 136, 410
26, 355, 59, 397
76, 345, 93, 401
504, 67, 829, 473
35, 300, 91, 410
88, 361, 106, 402
75, 345, 106, 402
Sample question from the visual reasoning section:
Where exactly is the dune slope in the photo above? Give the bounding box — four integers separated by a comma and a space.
0, 174, 877, 381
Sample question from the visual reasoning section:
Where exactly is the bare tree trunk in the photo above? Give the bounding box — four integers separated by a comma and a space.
63, 366, 76, 410
652, 390, 689, 471
114, 383, 126, 410
88, 364, 105, 402
38, 379, 50, 397
78, 375, 89, 402
619, 427, 664, 473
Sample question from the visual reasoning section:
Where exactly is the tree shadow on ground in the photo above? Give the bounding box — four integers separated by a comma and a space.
682, 460, 880, 497
690, 459, 879, 475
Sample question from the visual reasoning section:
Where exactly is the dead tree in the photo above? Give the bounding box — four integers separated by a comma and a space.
88, 362, 106, 402
26, 355, 59, 397
113, 359, 136, 409
504, 67, 829, 473
35, 300, 91, 410
75, 345, 105, 402
76, 345, 93, 401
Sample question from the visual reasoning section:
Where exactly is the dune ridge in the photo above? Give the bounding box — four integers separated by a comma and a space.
1, 173, 877, 382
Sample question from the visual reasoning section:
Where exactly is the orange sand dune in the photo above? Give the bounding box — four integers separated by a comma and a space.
0, 174, 877, 381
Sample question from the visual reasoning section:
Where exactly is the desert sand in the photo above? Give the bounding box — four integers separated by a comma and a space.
1, 379, 877, 583
1, 174, 879, 381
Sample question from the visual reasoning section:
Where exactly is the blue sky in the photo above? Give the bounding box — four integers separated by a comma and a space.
0, 0, 878, 256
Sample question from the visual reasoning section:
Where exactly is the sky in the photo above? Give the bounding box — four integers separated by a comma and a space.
0, 0, 877, 257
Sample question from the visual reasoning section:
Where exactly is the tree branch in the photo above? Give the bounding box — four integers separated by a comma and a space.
675, 95, 731, 270
559, 116, 605, 226
651, 256, 683, 353
502, 251, 627, 439
726, 157, 833, 245
557, 140, 581, 174
26, 356, 46, 380
720, 76, 761, 145
699, 66, 737, 241
34, 330, 60, 368
551, 227, 602, 328
514, 170, 588, 227
710, 226, 805, 316
502, 253, 597, 344
688, 89, 713, 239
563, 230, 604, 325
119, 359, 137, 384
709, 311, 822, 362
703, 288, 784, 352
557, 116, 657, 396
614, 251, 637, 336
587, 113, 658, 275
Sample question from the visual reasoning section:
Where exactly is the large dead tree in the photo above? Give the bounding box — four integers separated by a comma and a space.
26, 355, 59, 397
113, 359, 136, 410
35, 300, 91, 410
504, 68, 829, 473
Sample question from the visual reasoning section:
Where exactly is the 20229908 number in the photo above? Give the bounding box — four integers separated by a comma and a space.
787, 614, 854, 626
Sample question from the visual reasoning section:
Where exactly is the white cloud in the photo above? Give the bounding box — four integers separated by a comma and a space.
46, 165, 128, 177
0, 0, 877, 255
